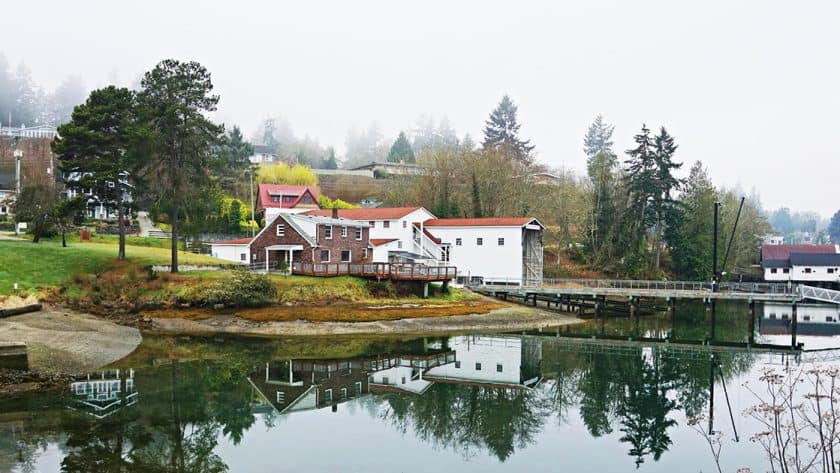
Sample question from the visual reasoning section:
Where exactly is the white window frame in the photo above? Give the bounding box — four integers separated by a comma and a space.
324, 226, 333, 239
340, 250, 351, 262
355, 227, 362, 240
240, 253, 246, 261
341, 226, 348, 238
402, 220, 407, 228
369, 221, 375, 228
320, 249, 330, 263
383, 221, 390, 229
276, 224, 285, 237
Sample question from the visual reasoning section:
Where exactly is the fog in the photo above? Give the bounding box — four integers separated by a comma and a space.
2, 0, 838, 215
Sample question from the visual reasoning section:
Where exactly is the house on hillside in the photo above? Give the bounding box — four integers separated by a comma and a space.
423, 217, 544, 285
248, 145, 280, 164
63, 171, 134, 220
349, 161, 427, 178
761, 244, 840, 287
210, 211, 371, 270
256, 183, 320, 224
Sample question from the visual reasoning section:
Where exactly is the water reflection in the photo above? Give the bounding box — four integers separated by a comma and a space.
3, 301, 840, 472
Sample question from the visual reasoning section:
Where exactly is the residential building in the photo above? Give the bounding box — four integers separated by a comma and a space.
423, 217, 544, 285
761, 244, 840, 286
256, 183, 320, 224
63, 171, 133, 220
210, 212, 371, 270
0, 189, 13, 215
0, 125, 58, 139
424, 335, 542, 389
349, 161, 427, 178
762, 234, 784, 245
247, 144, 280, 164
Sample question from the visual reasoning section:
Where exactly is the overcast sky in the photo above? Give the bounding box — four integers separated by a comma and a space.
3, 0, 838, 216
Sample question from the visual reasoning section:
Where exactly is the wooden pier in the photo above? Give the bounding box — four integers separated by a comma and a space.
292, 262, 457, 282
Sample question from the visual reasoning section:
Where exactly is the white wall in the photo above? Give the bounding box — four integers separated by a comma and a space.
210, 244, 250, 263
430, 225, 524, 283
764, 267, 791, 282
790, 265, 840, 283
425, 336, 522, 385
763, 302, 840, 323
369, 365, 432, 394
371, 240, 399, 262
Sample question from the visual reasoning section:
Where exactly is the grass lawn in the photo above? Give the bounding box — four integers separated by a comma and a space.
0, 238, 222, 295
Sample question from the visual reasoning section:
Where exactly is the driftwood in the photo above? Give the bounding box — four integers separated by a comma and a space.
0, 304, 42, 318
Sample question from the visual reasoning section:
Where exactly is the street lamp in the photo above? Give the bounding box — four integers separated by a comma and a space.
13, 149, 22, 235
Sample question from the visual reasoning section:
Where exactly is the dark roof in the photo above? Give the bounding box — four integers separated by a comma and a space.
252, 144, 276, 154
762, 259, 790, 269
761, 244, 836, 261
789, 253, 840, 266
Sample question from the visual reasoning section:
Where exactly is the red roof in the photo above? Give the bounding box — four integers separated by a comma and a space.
212, 237, 253, 245
412, 223, 442, 244
304, 207, 423, 220
423, 217, 538, 227
761, 244, 836, 261
370, 238, 398, 246
257, 184, 320, 210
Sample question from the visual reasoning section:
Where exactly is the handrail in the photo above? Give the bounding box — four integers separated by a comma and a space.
291, 262, 457, 280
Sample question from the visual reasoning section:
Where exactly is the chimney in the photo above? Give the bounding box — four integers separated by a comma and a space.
332, 207, 339, 219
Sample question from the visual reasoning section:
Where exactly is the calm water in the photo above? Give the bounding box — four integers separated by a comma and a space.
2, 301, 840, 472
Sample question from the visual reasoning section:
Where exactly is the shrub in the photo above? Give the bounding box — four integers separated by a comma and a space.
366, 280, 396, 298
199, 270, 277, 308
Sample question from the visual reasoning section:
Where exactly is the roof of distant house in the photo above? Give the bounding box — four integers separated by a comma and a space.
370, 238, 398, 246
211, 237, 253, 245
422, 217, 542, 228
252, 144, 276, 155
257, 184, 320, 210
304, 207, 425, 220
789, 252, 840, 266
761, 244, 836, 262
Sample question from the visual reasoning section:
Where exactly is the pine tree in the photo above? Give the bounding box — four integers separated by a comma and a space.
482, 95, 534, 161
583, 114, 615, 160
324, 147, 338, 169
387, 131, 415, 163
651, 127, 682, 270
666, 161, 716, 280
624, 124, 657, 225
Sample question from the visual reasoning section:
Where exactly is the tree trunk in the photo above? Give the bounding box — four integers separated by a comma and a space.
117, 196, 126, 260
654, 210, 662, 271
61, 227, 66, 247
170, 204, 179, 273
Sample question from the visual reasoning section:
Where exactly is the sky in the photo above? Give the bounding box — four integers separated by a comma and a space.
2, 0, 838, 216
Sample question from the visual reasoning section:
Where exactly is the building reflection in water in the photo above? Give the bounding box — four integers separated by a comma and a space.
760, 303, 840, 336
68, 368, 138, 419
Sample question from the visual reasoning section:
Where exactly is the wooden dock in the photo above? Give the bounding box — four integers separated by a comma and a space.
292, 262, 457, 282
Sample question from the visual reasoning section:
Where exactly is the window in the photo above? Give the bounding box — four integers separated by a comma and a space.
283, 195, 294, 203
829, 268, 836, 274
455, 238, 462, 246
320, 250, 330, 262
323, 389, 332, 404
302, 195, 313, 204
341, 388, 348, 399
804, 315, 811, 321
402, 221, 407, 228
355, 227, 362, 240
240, 253, 246, 261
276, 224, 285, 236
783, 268, 790, 274
355, 382, 362, 396
476, 238, 483, 246
369, 221, 375, 228
324, 226, 333, 239
362, 248, 368, 259
805, 268, 813, 274
441, 246, 450, 262
496, 364, 503, 372
397, 241, 403, 249
341, 250, 351, 262
341, 226, 348, 238
401, 377, 406, 384
252, 253, 258, 261
276, 391, 285, 403
475, 363, 482, 371
383, 221, 390, 229
271, 195, 281, 203
455, 361, 461, 369
498, 238, 505, 246
770, 268, 778, 274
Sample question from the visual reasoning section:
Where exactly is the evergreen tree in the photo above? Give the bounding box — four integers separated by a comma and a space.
323, 147, 338, 169
651, 127, 682, 270
137, 59, 224, 272
829, 210, 840, 243
53, 86, 139, 259
583, 114, 615, 160
666, 161, 716, 280
228, 199, 243, 233
482, 95, 534, 161
471, 173, 482, 218
387, 131, 415, 163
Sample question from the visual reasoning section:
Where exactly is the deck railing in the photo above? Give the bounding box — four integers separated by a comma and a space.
475, 278, 796, 295
292, 262, 457, 281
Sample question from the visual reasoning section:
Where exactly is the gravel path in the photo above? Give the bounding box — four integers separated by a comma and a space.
0, 310, 141, 374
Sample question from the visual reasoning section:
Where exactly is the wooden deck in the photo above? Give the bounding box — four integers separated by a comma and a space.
292, 262, 457, 282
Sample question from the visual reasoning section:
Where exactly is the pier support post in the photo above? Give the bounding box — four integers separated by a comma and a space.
748, 300, 756, 345
423, 282, 429, 299
791, 303, 798, 348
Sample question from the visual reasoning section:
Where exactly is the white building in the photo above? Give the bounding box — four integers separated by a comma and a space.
257, 184, 320, 224
209, 237, 253, 263
248, 145, 279, 164
63, 171, 133, 220
761, 244, 840, 285
423, 217, 544, 285
0, 189, 14, 216
763, 234, 784, 245
424, 335, 542, 388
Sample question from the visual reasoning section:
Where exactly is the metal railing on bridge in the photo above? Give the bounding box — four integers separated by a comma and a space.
473, 278, 797, 295
798, 285, 840, 304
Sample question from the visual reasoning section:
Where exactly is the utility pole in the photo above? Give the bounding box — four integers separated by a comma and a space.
712, 201, 720, 292
249, 166, 256, 237
13, 148, 23, 235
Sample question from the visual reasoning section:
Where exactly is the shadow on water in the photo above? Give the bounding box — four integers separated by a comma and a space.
1, 300, 838, 472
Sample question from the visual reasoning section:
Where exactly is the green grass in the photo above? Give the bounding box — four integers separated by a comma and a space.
0, 239, 223, 295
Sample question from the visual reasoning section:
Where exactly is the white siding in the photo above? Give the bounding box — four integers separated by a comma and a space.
371, 241, 399, 263
790, 265, 840, 283
210, 244, 250, 263
429, 225, 524, 283
425, 336, 522, 385
764, 267, 791, 282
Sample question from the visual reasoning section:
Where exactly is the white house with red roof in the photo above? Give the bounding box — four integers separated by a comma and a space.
761, 244, 840, 285
257, 184, 320, 224
210, 237, 255, 263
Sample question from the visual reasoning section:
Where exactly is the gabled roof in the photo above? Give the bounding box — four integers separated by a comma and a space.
370, 238, 398, 246
211, 237, 253, 245
789, 252, 840, 266
422, 217, 543, 228
257, 184, 320, 210
761, 244, 836, 262
304, 207, 425, 220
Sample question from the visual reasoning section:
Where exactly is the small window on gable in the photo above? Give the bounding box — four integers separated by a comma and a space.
276, 391, 285, 403
829, 268, 835, 274
455, 361, 461, 369
402, 221, 407, 228
355, 227, 362, 240
455, 238, 462, 246
397, 241, 403, 249
805, 268, 813, 274
341, 226, 348, 237
496, 364, 503, 372
383, 221, 390, 229
475, 363, 482, 371
276, 224, 285, 237
324, 226, 332, 239
476, 238, 483, 246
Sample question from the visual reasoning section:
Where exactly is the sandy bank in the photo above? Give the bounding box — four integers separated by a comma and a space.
150, 304, 582, 336
0, 310, 142, 374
